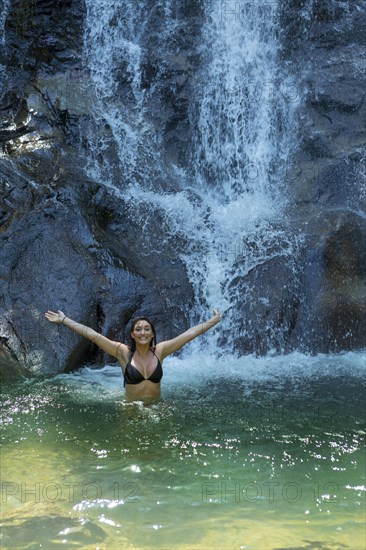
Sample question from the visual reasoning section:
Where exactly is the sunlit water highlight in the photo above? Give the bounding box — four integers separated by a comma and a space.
1, 352, 365, 549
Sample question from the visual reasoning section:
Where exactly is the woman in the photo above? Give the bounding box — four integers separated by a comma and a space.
44, 308, 221, 401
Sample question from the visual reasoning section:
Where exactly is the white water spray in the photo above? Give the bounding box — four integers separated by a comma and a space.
83, 0, 152, 184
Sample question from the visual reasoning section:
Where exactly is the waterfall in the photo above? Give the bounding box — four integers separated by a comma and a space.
0, 0, 10, 45
192, 0, 283, 203
82, 0, 183, 189
0, 0, 10, 88
187, 0, 300, 318
82, 0, 146, 183
82, 0, 301, 351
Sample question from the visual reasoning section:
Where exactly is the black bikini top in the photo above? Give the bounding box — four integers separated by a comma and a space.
123, 350, 163, 386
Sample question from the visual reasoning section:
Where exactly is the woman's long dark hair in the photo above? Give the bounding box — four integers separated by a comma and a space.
128, 317, 157, 353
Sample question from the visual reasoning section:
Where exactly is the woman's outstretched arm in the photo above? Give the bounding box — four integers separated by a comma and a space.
44, 310, 128, 360
157, 308, 221, 360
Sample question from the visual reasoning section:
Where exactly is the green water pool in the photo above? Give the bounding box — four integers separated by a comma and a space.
1, 353, 365, 549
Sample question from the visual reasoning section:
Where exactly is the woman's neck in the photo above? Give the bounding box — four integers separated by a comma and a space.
134, 345, 152, 357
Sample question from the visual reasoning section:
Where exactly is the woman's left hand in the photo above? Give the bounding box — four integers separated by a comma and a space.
44, 310, 65, 324
213, 308, 221, 322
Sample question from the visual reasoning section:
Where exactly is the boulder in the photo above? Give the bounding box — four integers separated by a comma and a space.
291, 211, 366, 352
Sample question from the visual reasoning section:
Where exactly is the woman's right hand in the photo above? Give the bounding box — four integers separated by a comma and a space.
44, 310, 65, 324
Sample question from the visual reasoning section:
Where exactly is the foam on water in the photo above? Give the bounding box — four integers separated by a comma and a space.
46, 350, 366, 406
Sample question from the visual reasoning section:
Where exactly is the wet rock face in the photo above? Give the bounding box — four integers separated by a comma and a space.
226, 254, 301, 356
0, 0, 194, 379
0, 0, 365, 378
0, 161, 193, 379
307, 212, 366, 352
271, 0, 366, 353
218, 0, 366, 355
228, 210, 366, 355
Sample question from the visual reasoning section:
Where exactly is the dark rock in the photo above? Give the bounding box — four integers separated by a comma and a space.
0, 165, 193, 379
288, 211, 366, 352
226, 253, 301, 355
226, 210, 366, 355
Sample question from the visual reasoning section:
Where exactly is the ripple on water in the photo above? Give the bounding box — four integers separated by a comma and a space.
1, 352, 365, 548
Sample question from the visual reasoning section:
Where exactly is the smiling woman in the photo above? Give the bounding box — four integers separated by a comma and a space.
44, 309, 221, 401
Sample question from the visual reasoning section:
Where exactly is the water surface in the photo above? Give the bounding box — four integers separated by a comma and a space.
1, 352, 365, 549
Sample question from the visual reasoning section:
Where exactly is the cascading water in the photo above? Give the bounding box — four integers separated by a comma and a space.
187, 0, 302, 348
82, 0, 146, 183
0, 0, 10, 87
82, 0, 185, 189
0, 0, 10, 44
82, 0, 301, 351
192, 0, 287, 203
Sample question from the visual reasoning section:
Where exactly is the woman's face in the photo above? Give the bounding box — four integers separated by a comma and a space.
131, 320, 154, 345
